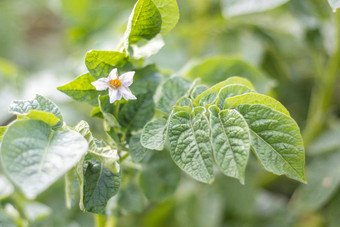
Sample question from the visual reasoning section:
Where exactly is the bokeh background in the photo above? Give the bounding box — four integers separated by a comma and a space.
1, 0, 340, 226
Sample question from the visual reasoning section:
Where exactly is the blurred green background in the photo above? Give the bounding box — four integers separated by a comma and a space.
1, 0, 340, 226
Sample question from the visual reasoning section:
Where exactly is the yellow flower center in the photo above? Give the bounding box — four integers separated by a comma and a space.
110, 79, 121, 89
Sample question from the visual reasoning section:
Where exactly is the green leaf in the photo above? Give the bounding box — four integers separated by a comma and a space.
0, 126, 7, 142
118, 184, 145, 213
221, 0, 289, 17
132, 35, 165, 59
152, 0, 179, 33
193, 77, 255, 106
208, 105, 250, 184
224, 93, 290, 116
291, 151, 340, 212
139, 151, 180, 202
157, 76, 192, 115
309, 126, 340, 156
141, 117, 168, 151
74, 121, 120, 173
23, 202, 51, 222
65, 168, 78, 209
22, 110, 60, 127
128, 133, 149, 162
328, 0, 340, 12
125, 0, 162, 45
168, 106, 214, 183
100, 93, 155, 132
85, 50, 127, 79
57, 73, 106, 106
190, 85, 208, 99
236, 104, 306, 183
91, 106, 103, 118
215, 85, 254, 109
77, 155, 120, 214
8, 94, 63, 129
0, 120, 88, 199
185, 57, 274, 93
0, 175, 14, 201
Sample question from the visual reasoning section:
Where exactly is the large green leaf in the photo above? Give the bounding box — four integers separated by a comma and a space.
157, 76, 192, 115
139, 151, 180, 202
77, 155, 120, 214
209, 106, 250, 184
224, 93, 290, 116
0, 120, 88, 199
221, 0, 289, 17
85, 50, 127, 79
291, 151, 340, 212
141, 117, 168, 151
8, 95, 63, 128
125, 0, 162, 45
168, 106, 214, 183
118, 184, 145, 213
236, 104, 306, 183
128, 133, 149, 162
328, 0, 340, 12
185, 57, 274, 93
152, 0, 179, 33
74, 121, 120, 173
57, 73, 106, 106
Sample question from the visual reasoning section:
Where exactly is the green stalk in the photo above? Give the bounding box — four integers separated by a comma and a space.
94, 214, 106, 227
303, 12, 340, 148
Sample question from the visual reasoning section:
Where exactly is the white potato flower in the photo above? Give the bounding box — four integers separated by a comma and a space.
91, 68, 137, 103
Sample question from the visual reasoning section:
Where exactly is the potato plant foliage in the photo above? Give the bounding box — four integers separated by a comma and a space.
8, 0, 340, 225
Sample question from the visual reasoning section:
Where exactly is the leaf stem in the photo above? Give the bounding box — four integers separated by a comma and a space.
303, 12, 340, 148
94, 214, 106, 227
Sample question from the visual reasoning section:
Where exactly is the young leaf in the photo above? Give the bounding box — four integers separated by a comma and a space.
85, 50, 127, 79
221, 0, 289, 17
236, 104, 306, 183
185, 57, 274, 93
193, 76, 255, 106
74, 121, 120, 173
57, 73, 106, 106
157, 76, 192, 115
291, 151, 340, 212
78, 155, 120, 214
209, 105, 250, 184
139, 151, 180, 202
215, 84, 254, 109
118, 184, 145, 213
141, 117, 168, 151
168, 106, 214, 183
224, 93, 290, 116
125, 0, 162, 45
8, 94, 63, 129
129, 133, 149, 162
23, 110, 60, 127
0, 120, 88, 199
190, 85, 208, 99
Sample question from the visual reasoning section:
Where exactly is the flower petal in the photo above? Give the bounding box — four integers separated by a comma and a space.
91, 78, 109, 91
119, 86, 137, 100
119, 71, 135, 87
108, 68, 118, 80
109, 87, 122, 103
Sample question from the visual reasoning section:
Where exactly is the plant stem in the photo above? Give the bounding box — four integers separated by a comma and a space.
94, 214, 106, 227
303, 12, 340, 148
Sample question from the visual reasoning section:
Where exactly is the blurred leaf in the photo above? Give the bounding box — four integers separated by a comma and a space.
139, 151, 180, 202
221, 0, 289, 17
309, 126, 340, 155
224, 93, 290, 116
23, 201, 51, 222
64, 168, 78, 209
168, 106, 214, 183
118, 184, 145, 213
0, 175, 14, 201
185, 57, 274, 94
78, 155, 120, 214
291, 151, 340, 212
141, 117, 168, 151
0, 126, 7, 142
152, 0, 179, 33
0, 213, 16, 227
8, 94, 63, 129
209, 106, 250, 184
328, 0, 340, 12
75, 121, 120, 173
236, 104, 306, 183
57, 73, 107, 106
156, 76, 192, 115
0, 57, 18, 79
132, 35, 165, 59
85, 50, 127, 79
0, 120, 88, 199
128, 133, 149, 162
